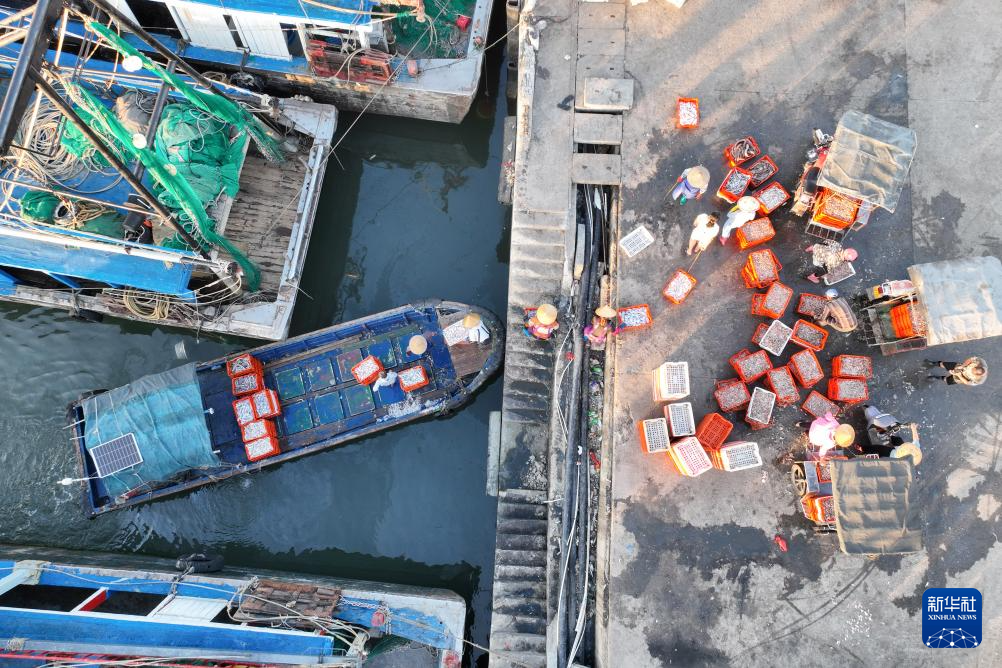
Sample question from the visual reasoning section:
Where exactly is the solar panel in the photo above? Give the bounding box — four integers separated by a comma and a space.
89, 433, 143, 478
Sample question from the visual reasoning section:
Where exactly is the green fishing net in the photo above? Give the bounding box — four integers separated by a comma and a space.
19, 190, 59, 223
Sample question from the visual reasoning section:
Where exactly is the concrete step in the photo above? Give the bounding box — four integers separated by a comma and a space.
503, 361, 554, 384
502, 391, 550, 413
490, 631, 547, 654
510, 264, 566, 282
499, 488, 549, 504
510, 225, 566, 246
489, 649, 547, 668
505, 378, 552, 399
499, 405, 551, 423
494, 598, 547, 619
494, 564, 547, 581
492, 612, 547, 636
508, 280, 564, 302
497, 532, 547, 552
492, 579, 547, 600
495, 547, 548, 566
497, 516, 548, 535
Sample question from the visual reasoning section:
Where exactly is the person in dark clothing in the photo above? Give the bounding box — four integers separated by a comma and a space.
925, 357, 988, 386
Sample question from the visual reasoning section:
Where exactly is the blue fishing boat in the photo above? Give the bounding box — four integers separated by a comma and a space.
0, 546, 466, 666
0, 10, 336, 339
67, 300, 503, 516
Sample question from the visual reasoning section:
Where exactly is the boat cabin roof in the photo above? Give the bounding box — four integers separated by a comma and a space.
162, 0, 377, 27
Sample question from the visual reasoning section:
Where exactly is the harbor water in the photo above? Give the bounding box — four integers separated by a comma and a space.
0, 51, 510, 665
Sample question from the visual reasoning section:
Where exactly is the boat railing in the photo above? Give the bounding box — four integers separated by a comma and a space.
305, 41, 392, 83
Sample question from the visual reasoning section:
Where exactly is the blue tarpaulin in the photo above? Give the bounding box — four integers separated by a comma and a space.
81, 364, 218, 498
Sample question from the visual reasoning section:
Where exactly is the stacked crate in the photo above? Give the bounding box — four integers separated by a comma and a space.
765, 366, 799, 406
828, 354, 873, 405
707, 441, 763, 472
751, 282, 793, 319
228, 353, 282, 462
652, 361, 690, 402
638, 418, 672, 454
667, 436, 713, 477
735, 217, 776, 250
741, 249, 782, 288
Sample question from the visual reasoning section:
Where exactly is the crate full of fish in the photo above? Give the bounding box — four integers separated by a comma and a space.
227, 353, 262, 378
617, 304, 653, 331
717, 167, 753, 203
241, 419, 277, 443
797, 292, 827, 318
754, 182, 790, 214
351, 355, 384, 385
735, 217, 775, 250
832, 354, 873, 379
232, 371, 264, 396
714, 379, 751, 412
791, 319, 829, 351
662, 269, 697, 304
251, 389, 282, 419
742, 249, 782, 288
758, 320, 793, 356
765, 366, 799, 406
790, 349, 824, 388
827, 377, 869, 404
801, 390, 841, 418
245, 435, 281, 462
745, 387, 776, 429
676, 97, 699, 128
723, 136, 760, 166
399, 365, 430, 392
747, 155, 778, 187
754, 282, 793, 319
731, 349, 772, 383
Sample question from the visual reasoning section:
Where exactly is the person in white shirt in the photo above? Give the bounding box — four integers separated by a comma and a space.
372, 369, 398, 392
686, 212, 720, 255
463, 313, 490, 343
719, 196, 759, 244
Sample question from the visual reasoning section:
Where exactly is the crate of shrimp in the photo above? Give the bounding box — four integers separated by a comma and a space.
227, 353, 262, 378
827, 377, 869, 404
796, 293, 827, 318
351, 355, 384, 385
723, 135, 760, 166
735, 217, 775, 250
747, 155, 778, 187
754, 182, 790, 215
790, 319, 829, 351
617, 304, 653, 332
801, 390, 841, 418
765, 366, 799, 406
662, 269, 697, 304
832, 354, 873, 379
789, 349, 824, 388
730, 349, 772, 383
757, 320, 793, 356
745, 387, 776, 430
714, 378, 751, 412
717, 167, 753, 203
754, 282, 793, 319
676, 97, 700, 128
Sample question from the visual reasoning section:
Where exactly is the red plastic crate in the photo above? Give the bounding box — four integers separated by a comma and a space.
751, 322, 769, 346
747, 155, 778, 187
695, 412, 734, 450
250, 389, 281, 419
241, 419, 277, 443
742, 249, 782, 288
765, 366, 799, 406
663, 269, 697, 304
754, 182, 790, 215
233, 397, 256, 426
827, 377, 869, 404
731, 349, 773, 383
724, 135, 760, 166
714, 379, 751, 412
813, 189, 860, 229
801, 390, 841, 418
676, 97, 699, 128
797, 292, 827, 318
351, 355, 384, 385
753, 282, 793, 319
231, 371, 264, 397
717, 166, 753, 203
789, 349, 824, 388
244, 435, 280, 462
617, 304, 653, 331
735, 217, 775, 250
227, 353, 262, 378
832, 354, 873, 379
750, 293, 765, 316
398, 365, 430, 392
791, 319, 829, 351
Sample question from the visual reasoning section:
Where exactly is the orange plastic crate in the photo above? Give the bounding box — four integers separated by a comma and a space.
754, 282, 792, 319
747, 155, 778, 187
797, 292, 827, 318
241, 418, 277, 443
890, 303, 917, 338
227, 353, 262, 378
789, 349, 824, 388
676, 97, 699, 128
735, 217, 775, 250
723, 135, 760, 166
233, 397, 256, 426
803, 494, 836, 523
250, 389, 282, 419
832, 355, 873, 379
667, 436, 713, 477
801, 390, 841, 418
827, 377, 869, 404
714, 379, 751, 412
790, 319, 829, 351
813, 189, 860, 229
717, 166, 753, 203
663, 269, 697, 304
351, 355, 384, 385
765, 366, 799, 406
742, 249, 782, 288
398, 365, 430, 392
244, 435, 281, 462
695, 413, 734, 450
754, 182, 790, 215
731, 349, 772, 383
231, 371, 264, 397
751, 322, 769, 346
617, 304, 653, 331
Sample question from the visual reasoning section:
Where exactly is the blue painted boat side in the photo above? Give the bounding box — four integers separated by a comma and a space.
336, 596, 455, 650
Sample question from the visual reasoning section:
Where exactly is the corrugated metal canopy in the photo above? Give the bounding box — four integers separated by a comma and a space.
909, 256, 1002, 346
831, 459, 923, 555
817, 110, 916, 213
172, 0, 376, 27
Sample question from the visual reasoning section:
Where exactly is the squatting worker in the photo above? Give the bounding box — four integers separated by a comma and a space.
372, 369, 398, 392
407, 334, 428, 356
795, 412, 855, 458
463, 312, 490, 343
686, 212, 720, 255
719, 196, 759, 244
584, 305, 619, 350
524, 303, 559, 341
925, 357, 988, 386
815, 288, 858, 332
804, 240, 858, 284
668, 165, 710, 205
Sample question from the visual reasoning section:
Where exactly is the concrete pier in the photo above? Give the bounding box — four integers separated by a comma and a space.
493, 1, 1002, 666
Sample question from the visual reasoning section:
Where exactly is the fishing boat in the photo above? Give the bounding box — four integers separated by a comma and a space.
0, 546, 466, 666
0, 7, 336, 339
2, 0, 493, 124
67, 300, 503, 516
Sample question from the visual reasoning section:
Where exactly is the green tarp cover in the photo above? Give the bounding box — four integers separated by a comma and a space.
830, 459, 923, 555
81, 364, 218, 498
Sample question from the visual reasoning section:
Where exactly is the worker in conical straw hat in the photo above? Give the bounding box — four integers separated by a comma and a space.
797, 412, 854, 458
585, 305, 619, 350
668, 165, 710, 205
462, 312, 491, 343
524, 303, 559, 340
407, 334, 428, 355
720, 196, 760, 244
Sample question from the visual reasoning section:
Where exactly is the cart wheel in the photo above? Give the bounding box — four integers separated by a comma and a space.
790, 464, 808, 496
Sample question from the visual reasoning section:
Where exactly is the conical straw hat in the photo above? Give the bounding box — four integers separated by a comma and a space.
462, 313, 482, 328
737, 195, 759, 212
891, 442, 922, 465
834, 424, 855, 446
687, 166, 710, 189
595, 305, 617, 319
536, 303, 558, 325
407, 335, 428, 355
